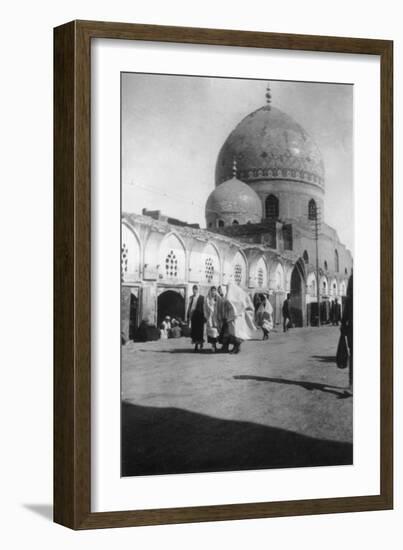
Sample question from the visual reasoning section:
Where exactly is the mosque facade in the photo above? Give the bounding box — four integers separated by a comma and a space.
121, 88, 353, 340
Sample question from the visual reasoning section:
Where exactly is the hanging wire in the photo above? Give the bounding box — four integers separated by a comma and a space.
124, 180, 253, 217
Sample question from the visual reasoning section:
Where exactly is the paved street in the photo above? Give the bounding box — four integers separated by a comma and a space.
122, 325, 352, 476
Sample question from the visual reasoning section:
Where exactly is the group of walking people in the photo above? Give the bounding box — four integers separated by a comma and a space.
186, 283, 274, 354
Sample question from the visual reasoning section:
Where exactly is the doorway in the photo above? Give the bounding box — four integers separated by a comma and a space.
157, 289, 185, 326
121, 287, 139, 341
290, 260, 305, 327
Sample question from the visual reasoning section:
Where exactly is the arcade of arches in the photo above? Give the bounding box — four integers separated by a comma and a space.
121, 214, 352, 340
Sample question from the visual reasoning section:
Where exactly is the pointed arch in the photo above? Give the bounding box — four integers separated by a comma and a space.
121, 222, 141, 282
231, 249, 248, 286
320, 274, 329, 296
293, 257, 306, 282
340, 280, 347, 296
159, 232, 186, 281
290, 258, 307, 327
306, 271, 317, 297
269, 261, 285, 291
201, 241, 221, 284
253, 256, 268, 289
330, 278, 338, 297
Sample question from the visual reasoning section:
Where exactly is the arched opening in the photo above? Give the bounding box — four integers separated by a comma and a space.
254, 256, 268, 289
319, 275, 330, 323
159, 233, 186, 281
334, 249, 339, 272
303, 250, 309, 264
290, 259, 306, 327
265, 194, 279, 219
121, 223, 141, 282
218, 220, 224, 228
269, 262, 285, 325
306, 272, 318, 326
320, 275, 329, 296
324, 260, 328, 271
271, 263, 285, 291
202, 242, 221, 285
157, 290, 185, 326
232, 219, 239, 225
307, 272, 317, 298
308, 199, 317, 220
232, 250, 247, 286
340, 280, 347, 296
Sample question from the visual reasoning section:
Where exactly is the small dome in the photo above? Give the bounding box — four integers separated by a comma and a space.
215, 105, 324, 189
205, 177, 262, 227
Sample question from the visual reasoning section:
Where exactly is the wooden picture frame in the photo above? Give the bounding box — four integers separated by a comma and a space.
54, 20, 393, 529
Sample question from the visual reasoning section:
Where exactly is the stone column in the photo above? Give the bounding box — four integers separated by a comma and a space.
141, 283, 158, 326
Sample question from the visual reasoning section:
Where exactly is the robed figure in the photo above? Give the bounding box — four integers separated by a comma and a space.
256, 294, 274, 340
187, 285, 205, 352
341, 274, 353, 389
221, 284, 257, 353
203, 286, 223, 352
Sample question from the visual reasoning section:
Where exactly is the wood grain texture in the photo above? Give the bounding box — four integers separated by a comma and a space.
379, 40, 393, 506
53, 20, 393, 530
54, 21, 76, 528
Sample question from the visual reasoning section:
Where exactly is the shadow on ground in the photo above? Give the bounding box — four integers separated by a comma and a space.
121, 402, 353, 477
233, 375, 351, 399
137, 342, 263, 354
311, 355, 337, 363
23, 504, 53, 521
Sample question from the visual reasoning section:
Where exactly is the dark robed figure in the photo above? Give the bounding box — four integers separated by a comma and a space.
187, 285, 205, 352
341, 274, 353, 389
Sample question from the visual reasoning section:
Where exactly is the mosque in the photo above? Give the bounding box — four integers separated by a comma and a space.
121, 85, 353, 341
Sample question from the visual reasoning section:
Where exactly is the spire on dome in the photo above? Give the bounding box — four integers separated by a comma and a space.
265, 82, 272, 109
232, 157, 238, 178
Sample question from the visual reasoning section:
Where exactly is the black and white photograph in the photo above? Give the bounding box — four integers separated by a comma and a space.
120, 73, 354, 477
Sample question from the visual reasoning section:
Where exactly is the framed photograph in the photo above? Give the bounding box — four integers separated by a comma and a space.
54, 20, 393, 529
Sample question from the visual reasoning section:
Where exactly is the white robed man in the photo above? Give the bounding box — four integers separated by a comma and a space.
203, 286, 223, 352
220, 284, 257, 354
256, 294, 274, 340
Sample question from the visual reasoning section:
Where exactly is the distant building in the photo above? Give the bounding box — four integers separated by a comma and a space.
121, 87, 353, 340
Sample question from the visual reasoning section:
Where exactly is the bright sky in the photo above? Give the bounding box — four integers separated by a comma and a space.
122, 74, 353, 253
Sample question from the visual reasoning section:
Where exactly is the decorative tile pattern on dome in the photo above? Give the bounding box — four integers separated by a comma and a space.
215, 106, 325, 189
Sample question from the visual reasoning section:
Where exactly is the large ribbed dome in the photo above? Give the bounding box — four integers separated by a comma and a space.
215, 105, 325, 189
205, 177, 262, 226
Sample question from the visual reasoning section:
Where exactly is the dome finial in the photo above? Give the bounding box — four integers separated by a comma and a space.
232, 157, 238, 178
265, 82, 272, 109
